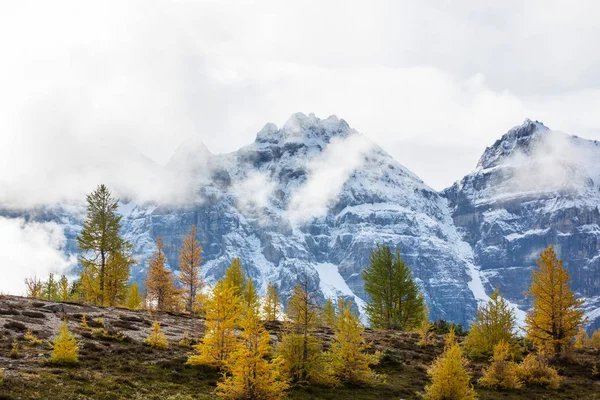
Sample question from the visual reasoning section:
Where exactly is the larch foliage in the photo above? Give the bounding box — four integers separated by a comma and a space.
362, 245, 426, 330
145, 237, 180, 312
417, 308, 435, 346
216, 306, 289, 399
43, 273, 59, 301
321, 298, 337, 328
51, 321, 79, 365
525, 245, 586, 355
278, 280, 335, 386
242, 278, 260, 313
262, 281, 281, 321
77, 184, 132, 306
103, 250, 134, 306
178, 225, 204, 313
592, 329, 600, 349
187, 280, 242, 368
330, 300, 380, 384
126, 282, 143, 310
58, 275, 70, 302
224, 258, 247, 297
464, 288, 517, 357
479, 340, 522, 389
423, 327, 477, 400
24, 276, 43, 298
146, 321, 168, 349
516, 353, 560, 389
574, 327, 591, 349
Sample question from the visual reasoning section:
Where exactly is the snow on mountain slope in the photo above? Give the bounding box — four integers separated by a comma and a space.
444, 119, 600, 331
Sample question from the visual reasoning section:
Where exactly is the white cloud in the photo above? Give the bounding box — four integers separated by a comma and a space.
287, 134, 374, 224
0, 217, 76, 296
232, 171, 276, 219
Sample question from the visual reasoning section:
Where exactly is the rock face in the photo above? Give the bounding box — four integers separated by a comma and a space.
443, 119, 600, 330
3, 114, 600, 329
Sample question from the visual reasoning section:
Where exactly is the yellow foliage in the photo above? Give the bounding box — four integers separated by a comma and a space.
145, 237, 181, 312
516, 353, 560, 389
146, 321, 168, 349
262, 281, 281, 322
179, 331, 192, 348
51, 321, 79, 364
9, 340, 20, 359
24, 329, 42, 346
24, 276, 43, 298
278, 281, 335, 386
591, 329, 600, 350
126, 282, 143, 310
574, 327, 591, 349
525, 245, 586, 355
0, 368, 3, 384
479, 340, 522, 389
592, 364, 599, 377
464, 288, 516, 356
423, 339, 477, 400
216, 307, 289, 399
321, 298, 337, 328
223, 258, 247, 297
417, 308, 434, 346
187, 280, 242, 368
80, 314, 89, 328
330, 300, 381, 385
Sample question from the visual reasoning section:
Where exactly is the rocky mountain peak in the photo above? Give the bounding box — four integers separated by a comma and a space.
476, 118, 550, 169
256, 113, 353, 147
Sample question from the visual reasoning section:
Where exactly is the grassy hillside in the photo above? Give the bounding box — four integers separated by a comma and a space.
0, 295, 599, 400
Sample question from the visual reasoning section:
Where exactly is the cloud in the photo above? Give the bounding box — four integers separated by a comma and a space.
0, 217, 76, 296
287, 134, 374, 224
231, 171, 276, 220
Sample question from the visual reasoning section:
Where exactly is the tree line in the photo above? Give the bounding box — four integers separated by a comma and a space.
23, 184, 600, 399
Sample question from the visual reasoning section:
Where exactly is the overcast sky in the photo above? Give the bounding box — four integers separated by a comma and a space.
2, 0, 600, 197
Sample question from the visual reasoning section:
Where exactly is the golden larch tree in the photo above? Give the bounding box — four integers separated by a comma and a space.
146, 321, 168, 349
263, 281, 281, 321
464, 288, 516, 356
216, 305, 289, 399
423, 329, 477, 400
145, 237, 180, 311
178, 225, 204, 313
24, 276, 43, 298
479, 340, 522, 389
187, 280, 242, 368
58, 275, 70, 302
525, 245, 586, 355
243, 278, 260, 312
592, 328, 600, 349
574, 327, 591, 349
321, 298, 337, 328
330, 300, 380, 384
126, 282, 143, 309
51, 320, 79, 364
224, 258, 247, 297
104, 250, 134, 306
278, 279, 335, 386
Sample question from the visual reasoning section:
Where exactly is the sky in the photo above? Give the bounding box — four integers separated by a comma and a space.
2, 1, 600, 293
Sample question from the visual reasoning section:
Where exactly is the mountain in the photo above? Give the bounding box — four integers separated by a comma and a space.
443, 119, 600, 330
2, 114, 600, 330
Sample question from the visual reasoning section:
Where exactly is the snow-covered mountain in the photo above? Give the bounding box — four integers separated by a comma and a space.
444, 119, 600, 330
3, 114, 600, 329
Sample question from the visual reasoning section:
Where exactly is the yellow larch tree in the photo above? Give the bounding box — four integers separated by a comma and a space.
146, 321, 168, 349
57, 275, 70, 302
216, 305, 289, 399
24, 276, 43, 298
262, 281, 281, 321
126, 282, 143, 310
321, 298, 337, 328
104, 250, 134, 306
574, 327, 591, 349
464, 288, 517, 356
51, 320, 79, 364
479, 340, 522, 389
423, 328, 477, 400
243, 278, 260, 313
525, 245, 586, 355
178, 225, 204, 313
592, 328, 600, 349
417, 308, 435, 346
187, 280, 242, 368
145, 237, 180, 312
278, 279, 335, 386
330, 300, 380, 384
516, 353, 560, 389
224, 258, 247, 297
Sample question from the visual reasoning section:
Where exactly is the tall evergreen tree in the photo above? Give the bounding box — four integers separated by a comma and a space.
243, 278, 260, 312
77, 184, 132, 305
104, 250, 134, 306
43, 273, 59, 301
145, 237, 180, 311
525, 245, 586, 355
58, 275, 70, 302
263, 281, 281, 321
178, 225, 204, 312
362, 245, 426, 330
321, 298, 337, 328
464, 288, 516, 356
